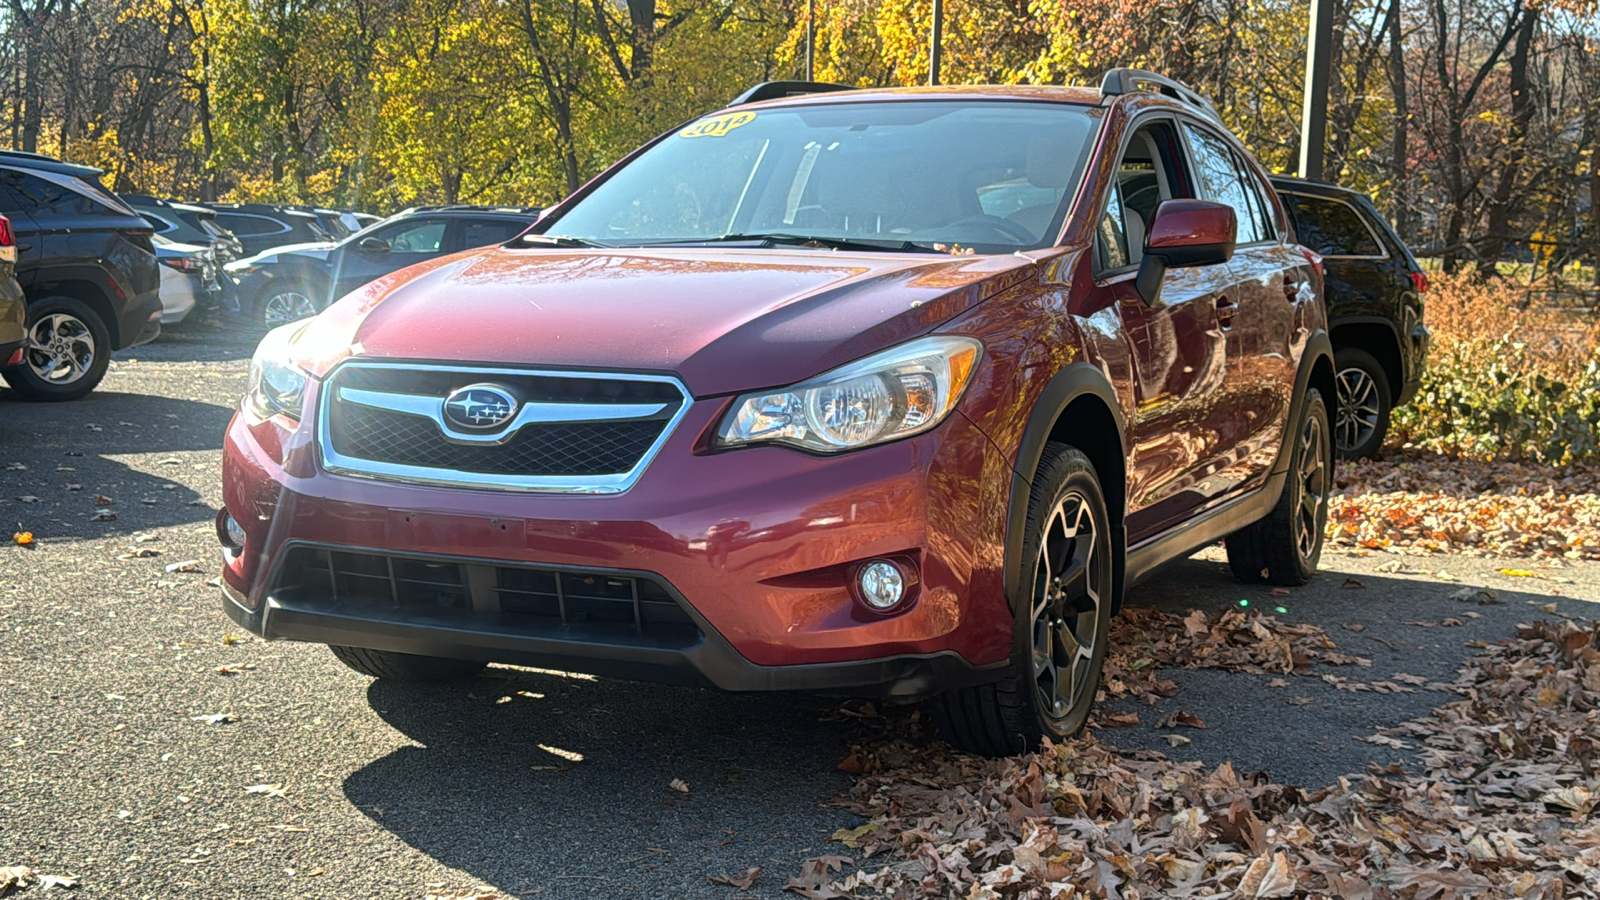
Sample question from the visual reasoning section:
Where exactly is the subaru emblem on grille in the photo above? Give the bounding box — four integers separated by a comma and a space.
442, 383, 519, 431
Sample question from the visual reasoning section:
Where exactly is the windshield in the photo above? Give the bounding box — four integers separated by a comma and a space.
548, 100, 1099, 253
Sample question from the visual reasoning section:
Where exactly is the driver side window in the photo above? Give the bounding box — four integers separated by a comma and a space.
380, 219, 447, 255
1095, 122, 1192, 272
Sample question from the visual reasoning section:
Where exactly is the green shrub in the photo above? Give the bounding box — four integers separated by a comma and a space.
1391, 337, 1600, 463
1384, 273, 1600, 464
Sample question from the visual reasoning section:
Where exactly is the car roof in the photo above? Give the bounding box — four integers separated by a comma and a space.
1267, 175, 1371, 201
396, 205, 541, 219
735, 83, 1105, 112
0, 150, 105, 179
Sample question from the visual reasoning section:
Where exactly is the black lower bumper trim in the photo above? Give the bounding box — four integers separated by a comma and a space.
222, 566, 1002, 700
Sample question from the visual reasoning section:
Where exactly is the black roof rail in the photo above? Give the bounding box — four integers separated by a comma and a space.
0, 148, 104, 178
1099, 69, 1221, 122
0, 149, 62, 163
728, 81, 856, 107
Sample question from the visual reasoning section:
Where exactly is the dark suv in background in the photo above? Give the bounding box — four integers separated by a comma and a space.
1271, 176, 1429, 459
0, 151, 161, 401
201, 203, 336, 256
123, 194, 246, 263
225, 205, 539, 326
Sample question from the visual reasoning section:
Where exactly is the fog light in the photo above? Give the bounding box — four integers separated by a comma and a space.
857, 560, 906, 611
217, 509, 246, 550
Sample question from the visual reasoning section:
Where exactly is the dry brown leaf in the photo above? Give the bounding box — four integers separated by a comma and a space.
709, 867, 761, 890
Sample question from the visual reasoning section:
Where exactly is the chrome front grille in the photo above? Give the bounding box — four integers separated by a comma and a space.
317, 362, 691, 492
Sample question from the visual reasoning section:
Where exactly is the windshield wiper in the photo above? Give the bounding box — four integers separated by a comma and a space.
649, 233, 942, 254
518, 233, 613, 248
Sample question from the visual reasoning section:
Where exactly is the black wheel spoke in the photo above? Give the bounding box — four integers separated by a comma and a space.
1029, 488, 1105, 724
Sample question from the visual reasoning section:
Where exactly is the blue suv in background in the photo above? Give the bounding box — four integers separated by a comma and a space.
224, 205, 539, 327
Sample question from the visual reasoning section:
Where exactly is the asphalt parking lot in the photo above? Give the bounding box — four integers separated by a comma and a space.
4, 331, 1597, 898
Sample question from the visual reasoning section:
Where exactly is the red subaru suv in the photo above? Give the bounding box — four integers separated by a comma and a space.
219, 70, 1334, 755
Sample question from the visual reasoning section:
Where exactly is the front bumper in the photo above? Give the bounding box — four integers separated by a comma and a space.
219, 556, 998, 697
219, 385, 1016, 695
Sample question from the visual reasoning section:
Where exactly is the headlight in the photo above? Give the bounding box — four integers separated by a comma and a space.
717, 335, 981, 453
244, 322, 310, 420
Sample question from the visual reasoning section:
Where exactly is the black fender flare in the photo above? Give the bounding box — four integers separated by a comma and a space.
1001, 362, 1127, 613
1272, 329, 1336, 477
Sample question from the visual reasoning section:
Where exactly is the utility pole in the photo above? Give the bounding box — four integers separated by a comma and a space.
929, 0, 943, 85
1298, 0, 1335, 180
805, 0, 815, 81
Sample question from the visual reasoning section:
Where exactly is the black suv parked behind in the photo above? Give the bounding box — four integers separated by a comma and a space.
200, 203, 337, 256
1271, 176, 1430, 459
123, 194, 246, 263
225, 205, 540, 326
0, 151, 161, 401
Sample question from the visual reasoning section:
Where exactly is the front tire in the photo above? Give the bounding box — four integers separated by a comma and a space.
932, 444, 1116, 756
1226, 389, 1332, 585
1333, 348, 1390, 460
329, 645, 485, 682
0, 296, 112, 401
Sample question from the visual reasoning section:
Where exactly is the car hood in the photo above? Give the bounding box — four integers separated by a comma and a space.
292, 246, 1038, 396
239, 241, 335, 266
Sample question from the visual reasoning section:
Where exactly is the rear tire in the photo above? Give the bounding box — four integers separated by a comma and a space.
0, 296, 111, 401
1226, 389, 1332, 586
1333, 348, 1390, 460
932, 443, 1116, 756
328, 645, 485, 682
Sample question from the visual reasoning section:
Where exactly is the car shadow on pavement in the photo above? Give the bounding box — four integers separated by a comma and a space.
0, 390, 234, 537
343, 672, 858, 898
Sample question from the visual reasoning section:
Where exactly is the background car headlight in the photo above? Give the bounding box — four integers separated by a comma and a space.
244, 322, 310, 420
717, 335, 981, 452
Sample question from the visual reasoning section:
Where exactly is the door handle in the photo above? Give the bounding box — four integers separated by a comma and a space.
1215, 294, 1236, 329
15, 243, 31, 252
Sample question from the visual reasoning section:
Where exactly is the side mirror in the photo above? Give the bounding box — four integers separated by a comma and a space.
356, 236, 390, 255
1135, 199, 1236, 306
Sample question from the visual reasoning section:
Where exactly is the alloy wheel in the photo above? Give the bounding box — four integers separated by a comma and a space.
1335, 366, 1380, 453
1030, 490, 1103, 724
1296, 413, 1329, 561
24, 312, 97, 385
261, 290, 318, 327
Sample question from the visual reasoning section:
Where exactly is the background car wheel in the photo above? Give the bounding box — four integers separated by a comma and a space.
0, 296, 112, 402
253, 281, 322, 328
931, 443, 1116, 757
1226, 389, 1332, 586
1333, 348, 1391, 460
328, 645, 485, 682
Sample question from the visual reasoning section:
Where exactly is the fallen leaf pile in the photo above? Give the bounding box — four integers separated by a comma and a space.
1330, 452, 1600, 560
0, 865, 78, 895
796, 618, 1600, 899
1100, 606, 1367, 704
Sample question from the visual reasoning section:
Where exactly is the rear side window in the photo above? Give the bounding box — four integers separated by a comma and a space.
216, 212, 290, 238
0, 169, 124, 220
139, 212, 178, 234
1281, 195, 1382, 257
460, 219, 526, 248
1180, 123, 1270, 244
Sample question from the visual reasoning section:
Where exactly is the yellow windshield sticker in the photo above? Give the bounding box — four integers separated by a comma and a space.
680, 111, 756, 139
